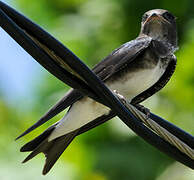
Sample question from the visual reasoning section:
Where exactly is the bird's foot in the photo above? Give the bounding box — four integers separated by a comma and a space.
134, 104, 150, 119
113, 90, 150, 119
113, 90, 126, 103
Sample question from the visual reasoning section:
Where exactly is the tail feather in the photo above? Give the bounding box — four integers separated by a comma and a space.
20, 124, 57, 152
42, 132, 77, 175
22, 140, 49, 163
21, 126, 79, 175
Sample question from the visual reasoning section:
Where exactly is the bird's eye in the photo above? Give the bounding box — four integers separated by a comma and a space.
163, 12, 175, 22
142, 14, 148, 22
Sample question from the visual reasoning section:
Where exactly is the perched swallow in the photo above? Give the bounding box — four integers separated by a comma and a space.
19, 9, 178, 174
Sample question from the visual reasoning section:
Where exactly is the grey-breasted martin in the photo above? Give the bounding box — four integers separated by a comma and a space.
20, 9, 178, 174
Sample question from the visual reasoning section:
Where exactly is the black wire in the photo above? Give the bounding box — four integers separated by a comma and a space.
0, 0, 193, 169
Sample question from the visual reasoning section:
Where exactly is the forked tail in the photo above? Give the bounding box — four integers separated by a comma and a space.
20, 125, 79, 175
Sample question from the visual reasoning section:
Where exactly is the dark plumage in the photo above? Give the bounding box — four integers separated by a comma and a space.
18, 9, 178, 174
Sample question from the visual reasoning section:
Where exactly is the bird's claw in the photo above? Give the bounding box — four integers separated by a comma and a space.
113, 90, 126, 103
134, 104, 150, 119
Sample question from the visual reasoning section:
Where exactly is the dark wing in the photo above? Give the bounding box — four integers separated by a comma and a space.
92, 36, 152, 81
19, 36, 153, 174
16, 36, 152, 139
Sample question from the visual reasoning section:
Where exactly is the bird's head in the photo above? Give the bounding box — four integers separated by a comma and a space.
140, 9, 177, 48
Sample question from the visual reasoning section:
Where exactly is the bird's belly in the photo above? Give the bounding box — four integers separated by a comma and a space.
48, 97, 110, 141
107, 60, 165, 100
48, 61, 166, 141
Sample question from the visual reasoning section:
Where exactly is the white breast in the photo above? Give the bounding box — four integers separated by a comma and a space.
107, 60, 165, 100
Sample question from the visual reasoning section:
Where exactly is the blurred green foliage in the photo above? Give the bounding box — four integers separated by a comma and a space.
0, 0, 194, 179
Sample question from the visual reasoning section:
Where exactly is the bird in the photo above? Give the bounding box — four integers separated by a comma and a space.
18, 9, 178, 174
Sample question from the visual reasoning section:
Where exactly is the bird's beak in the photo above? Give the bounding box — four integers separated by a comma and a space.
144, 13, 166, 25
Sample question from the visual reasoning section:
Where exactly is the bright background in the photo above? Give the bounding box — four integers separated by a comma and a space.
0, 0, 194, 179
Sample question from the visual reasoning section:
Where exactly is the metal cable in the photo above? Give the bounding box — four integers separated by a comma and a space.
118, 95, 194, 159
